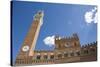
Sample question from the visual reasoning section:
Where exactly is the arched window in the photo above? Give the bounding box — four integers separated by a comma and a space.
37, 55, 41, 60
76, 51, 80, 56
58, 54, 62, 58
44, 55, 48, 59
90, 48, 95, 52
84, 50, 88, 54
74, 42, 77, 47
70, 52, 74, 56
59, 44, 61, 48
50, 55, 54, 59
64, 53, 68, 57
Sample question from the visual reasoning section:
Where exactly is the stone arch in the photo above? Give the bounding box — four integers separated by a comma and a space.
50, 55, 54, 59
57, 52, 62, 59
76, 51, 80, 56
90, 48, 95, 52
43, 55, 48, 59
36, 55, 41, 60
84, 50, 88, 54
70, 52, 74, 56
64, 52, 68, 57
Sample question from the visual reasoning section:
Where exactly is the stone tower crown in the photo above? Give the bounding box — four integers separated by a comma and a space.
34, 10, 44, 26
55, 33, 80, 49
55, 33, 79, 41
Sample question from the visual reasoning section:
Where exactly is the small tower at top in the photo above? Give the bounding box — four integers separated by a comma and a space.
34, 10, 44, 26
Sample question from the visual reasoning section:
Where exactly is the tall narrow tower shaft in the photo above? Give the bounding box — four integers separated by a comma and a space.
15, 11, 44, 65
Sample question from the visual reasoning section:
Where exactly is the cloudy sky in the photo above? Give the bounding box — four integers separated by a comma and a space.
12, 1, 97, 63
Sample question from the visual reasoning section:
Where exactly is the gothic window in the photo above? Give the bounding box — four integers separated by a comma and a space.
20, 60, 22, 64
84, 50, 88, 54
90, 48, 95, 52
44, 55, 48, 59
74, 42, 77, 47
18, 59, 20, 64
58, 54, 62, 58
37, 55, 41, 60
70, 52, 74, 56
50, 55, 54, 59
21, 61, 23, 64
64, 53, 68, 57
59, 44, 61, 48
76, 51, 80, 56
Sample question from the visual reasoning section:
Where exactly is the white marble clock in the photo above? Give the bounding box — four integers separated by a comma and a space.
22, 45, 29, 52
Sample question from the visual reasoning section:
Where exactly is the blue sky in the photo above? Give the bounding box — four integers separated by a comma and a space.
12, 1, 97, 63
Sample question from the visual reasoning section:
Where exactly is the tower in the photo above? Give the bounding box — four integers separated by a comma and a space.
15, 11, 44, 65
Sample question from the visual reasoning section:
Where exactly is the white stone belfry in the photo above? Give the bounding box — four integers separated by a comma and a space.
34, 10, 44, 26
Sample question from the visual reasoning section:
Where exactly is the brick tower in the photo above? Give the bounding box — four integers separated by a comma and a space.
15, 11, 44, 65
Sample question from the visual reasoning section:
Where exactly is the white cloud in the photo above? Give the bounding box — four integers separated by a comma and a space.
84, 11, 93, 23
84, 7, 97, 24
93, 12, 98, 23
43, 35, 55, 47
91, 7, 97, 12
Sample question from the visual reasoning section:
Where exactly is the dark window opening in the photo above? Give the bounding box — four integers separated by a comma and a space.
37, 55, 41, 60
44, 55, 48, 59
50, 55, 54, 59
64, 53, 68, 57
74, 42, 77, 47
84, 50, 88, 54
58, 44, 61, 48
58, 54, 62, 58
76, 52, 80, 56
91, 48, 95, 52
70, 53, 74, 56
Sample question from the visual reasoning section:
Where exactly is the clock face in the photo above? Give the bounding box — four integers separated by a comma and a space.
22, 45, 29, 52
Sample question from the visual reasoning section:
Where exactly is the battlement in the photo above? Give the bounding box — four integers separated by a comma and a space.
54, 33, 80, 49
80, 41, 97, 61
55, 33, 79, 41
81, 41, 97, 48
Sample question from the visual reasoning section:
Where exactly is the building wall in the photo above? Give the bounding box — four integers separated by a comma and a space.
15, 33, 97, 65
31, 35, 97, 64
32, 51, 54, 64
80, 42, 97, 62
